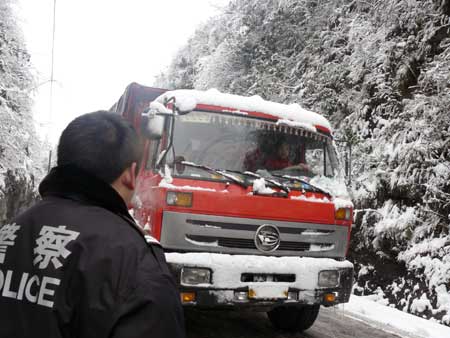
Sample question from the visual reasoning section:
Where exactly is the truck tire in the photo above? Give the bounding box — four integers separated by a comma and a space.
267, 305, 320, 332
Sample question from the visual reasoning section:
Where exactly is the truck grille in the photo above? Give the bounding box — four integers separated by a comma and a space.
279, 241, 312, 251
186, 235, 315, 252
186, 219, 333, 235
161, 211, 347, 258
219, 238, 255, 249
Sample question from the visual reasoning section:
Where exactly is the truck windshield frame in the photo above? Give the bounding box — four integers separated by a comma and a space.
151, 111, 340, 186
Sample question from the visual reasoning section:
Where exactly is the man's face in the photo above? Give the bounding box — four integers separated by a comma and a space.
111, 162, 138, 206
278, 143, 290, 160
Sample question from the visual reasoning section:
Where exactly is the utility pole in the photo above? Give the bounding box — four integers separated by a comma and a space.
49, 0, 57, 123
47, 0, 57, 173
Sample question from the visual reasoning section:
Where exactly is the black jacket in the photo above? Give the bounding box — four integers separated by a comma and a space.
0, 165, 185, 338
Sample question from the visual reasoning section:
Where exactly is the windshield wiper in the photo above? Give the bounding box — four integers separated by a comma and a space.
178, 161, 248, 189
272, 174, 332, 198
224, 169, 290, 195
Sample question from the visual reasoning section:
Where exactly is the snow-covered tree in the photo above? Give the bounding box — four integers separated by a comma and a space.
0, 0, 42, 223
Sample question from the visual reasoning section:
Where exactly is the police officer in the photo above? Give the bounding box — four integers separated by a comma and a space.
0, 111, 185, 338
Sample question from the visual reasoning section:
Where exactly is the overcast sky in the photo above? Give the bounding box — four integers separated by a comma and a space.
16, 0, 227, 143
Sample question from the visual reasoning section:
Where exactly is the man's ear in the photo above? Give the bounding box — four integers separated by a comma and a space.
122, 162, 137, 190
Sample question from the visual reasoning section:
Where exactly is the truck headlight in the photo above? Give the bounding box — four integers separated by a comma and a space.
181, 267, 211, 285
318, 270, 339, 288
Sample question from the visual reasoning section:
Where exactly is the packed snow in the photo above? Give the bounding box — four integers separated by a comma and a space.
166, 252, 353, 290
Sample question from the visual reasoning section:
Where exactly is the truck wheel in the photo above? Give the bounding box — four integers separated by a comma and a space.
267, 305, 320, 332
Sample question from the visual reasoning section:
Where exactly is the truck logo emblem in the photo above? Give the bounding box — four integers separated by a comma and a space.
254, 224, 280, 252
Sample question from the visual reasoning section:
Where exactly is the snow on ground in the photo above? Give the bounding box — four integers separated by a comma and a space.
340, 295, 450, 338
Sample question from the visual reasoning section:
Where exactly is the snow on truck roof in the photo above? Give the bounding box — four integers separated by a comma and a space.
156, 89, 332, 134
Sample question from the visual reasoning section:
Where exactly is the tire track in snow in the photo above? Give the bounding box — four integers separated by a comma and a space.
185, 307, 404, 338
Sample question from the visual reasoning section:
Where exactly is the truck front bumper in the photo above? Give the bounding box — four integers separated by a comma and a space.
166, 252, 353, 309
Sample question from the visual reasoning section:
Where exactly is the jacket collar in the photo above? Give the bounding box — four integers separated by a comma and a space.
39, 164, 132, 219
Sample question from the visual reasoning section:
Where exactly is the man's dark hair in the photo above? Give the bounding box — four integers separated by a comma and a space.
57, 111, 143, 183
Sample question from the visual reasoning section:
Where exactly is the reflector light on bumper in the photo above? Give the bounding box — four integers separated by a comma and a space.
180, 292, 196, 303
234, 291, 248, 301
287, 291, 298, 300
318, 270, 340, 288
324, 293, 336, 303
166, 191, 193, 207
181, 267, 211, 285
335, 207, 352, 220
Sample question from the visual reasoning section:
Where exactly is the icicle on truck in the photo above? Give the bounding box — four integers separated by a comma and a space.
111, 83, 354, 332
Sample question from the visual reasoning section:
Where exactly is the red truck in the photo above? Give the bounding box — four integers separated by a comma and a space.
111, 82, 354, 332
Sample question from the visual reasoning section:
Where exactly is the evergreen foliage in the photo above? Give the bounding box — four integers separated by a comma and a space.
0, 0, 41, 223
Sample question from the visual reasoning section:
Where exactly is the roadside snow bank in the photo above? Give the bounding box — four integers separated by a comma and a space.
341, 295, 450, 338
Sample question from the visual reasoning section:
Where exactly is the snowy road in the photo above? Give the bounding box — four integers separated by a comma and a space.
185, 307, 403, 338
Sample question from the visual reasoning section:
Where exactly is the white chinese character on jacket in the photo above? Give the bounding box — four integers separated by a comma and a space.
0, 224, 21, 264
33, 225, 80, 270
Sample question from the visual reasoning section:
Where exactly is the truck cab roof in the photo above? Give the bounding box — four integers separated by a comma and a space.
157, 88, 333, 135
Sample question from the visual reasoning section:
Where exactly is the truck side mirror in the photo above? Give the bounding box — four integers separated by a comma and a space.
141, 111, 165, 140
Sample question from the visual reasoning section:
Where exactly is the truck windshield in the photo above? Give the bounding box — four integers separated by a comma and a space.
165, 111, 340, 182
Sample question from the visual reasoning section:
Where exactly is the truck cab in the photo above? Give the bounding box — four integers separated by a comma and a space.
112, 83, 354, 332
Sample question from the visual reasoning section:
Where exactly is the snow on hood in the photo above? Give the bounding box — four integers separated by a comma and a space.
158, 165, 218, 192
291, 194, 330, 203
156, 89, 332, 131
309, 175, 353, 210
158, 180, 218, 192
252, 178, 276, 194
157, 162, 352, 209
